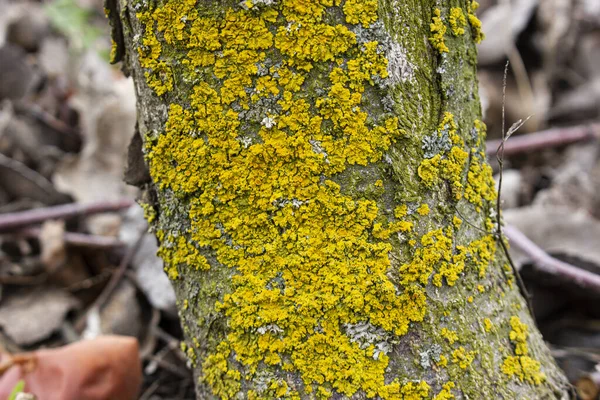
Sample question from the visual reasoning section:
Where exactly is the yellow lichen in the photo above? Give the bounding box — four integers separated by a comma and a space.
433, 382, 455, 400
418, 113, 469, 200
139, 201, 156, 224
468, 235, 497, 278
452, 347, 476, 369
509, 316, 529, 356
418, 155, 441, 187
440, 328, 459, 344
429, 8, 449, 53
417, 204, 430, 216
157, 234, 211, 281
483, 318, 493, 333
467, 1, 485, 44
437, 354, 448, 368
343, 0, 378, 28
394, 204, 409, 219
452, 216, 462, 230
449, 8, 466, 36
502, 316, 546, 385
398, 381, 431, 399
464, 153, 496, 211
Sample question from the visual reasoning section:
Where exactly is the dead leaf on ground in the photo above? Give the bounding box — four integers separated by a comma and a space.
0, 287, 78, 346
504, 205, 600, 271
0, 335, 141, 400
120, 205, 177, 315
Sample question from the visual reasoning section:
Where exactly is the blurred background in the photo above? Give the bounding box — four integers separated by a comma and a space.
0, 0, 598, 399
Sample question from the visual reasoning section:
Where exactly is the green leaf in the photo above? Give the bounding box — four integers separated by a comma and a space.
43, 0, 104, 53
8, 380, 25, 400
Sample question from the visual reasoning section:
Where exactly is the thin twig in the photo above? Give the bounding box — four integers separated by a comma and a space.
504, 224, 600, 293
75, 229, 146, 332
91, 229, 146, 311
66, 269, 113, 291
0, 273, 48, 285
15, 101, 80, 138
487, 123, 600, 157
139, 380, 161, 400
497, 61, 535, 317
0, 199, 134, 232
12, 227, 126, 250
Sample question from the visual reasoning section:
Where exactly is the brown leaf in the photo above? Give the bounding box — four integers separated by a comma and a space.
0, 287, 79, 346
0, 336, 141, 400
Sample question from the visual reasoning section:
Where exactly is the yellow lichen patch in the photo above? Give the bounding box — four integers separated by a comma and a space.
508, 316, 529, 356
433, 382, 455, 400
440, 328, 459, 344
437, 354, 448, 368
139, 201, 156, 224
452, 216, 462, 229
483, 318, 493, 333
418, 154, 441, 187
202, 342, 242, 399
157, 234, 211, 280
276, 22, 355, 72
429, 8, 449, 53
418, 113, 469, 200
467, 1, 485, 44
432, 235, 466, 287
502, 316, 545, 385
401, 229, 452, 285
468, 235, 496, 278
343, 0, 378, 28
452, 347, 476, 369
449, 8, 466, 36
465, 154, 497, 211
417, 203, 430, 216
441, 146, 469, 200
397, 381, 431, 399
502, 356, 545, 386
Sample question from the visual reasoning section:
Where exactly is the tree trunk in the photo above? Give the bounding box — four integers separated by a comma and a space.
111, 0, 570, 398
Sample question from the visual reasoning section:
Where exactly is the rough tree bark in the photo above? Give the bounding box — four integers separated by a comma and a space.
109, 0, 570, 398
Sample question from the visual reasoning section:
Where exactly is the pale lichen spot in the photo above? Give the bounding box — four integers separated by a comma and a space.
386, 41, 415, 84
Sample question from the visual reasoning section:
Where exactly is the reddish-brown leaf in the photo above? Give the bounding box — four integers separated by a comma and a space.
0, 336, 141, 400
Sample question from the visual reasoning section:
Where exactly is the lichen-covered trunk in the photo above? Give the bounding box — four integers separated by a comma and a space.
112, 0, 569, 398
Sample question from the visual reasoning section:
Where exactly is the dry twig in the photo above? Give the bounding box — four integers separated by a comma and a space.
496, 61, 535, 317
12, 228, 125, 250
487, 123, 600, 157
0, 199, 134, 232
503, 224, 600, 293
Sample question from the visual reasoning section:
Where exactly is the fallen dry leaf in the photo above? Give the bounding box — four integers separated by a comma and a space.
120, 205, 176, 315
0, 287, 79, 346
504, 205, 600, 271
0, 336, 141, 400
